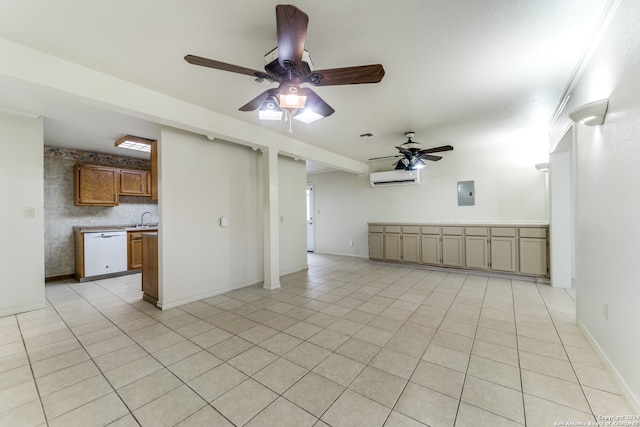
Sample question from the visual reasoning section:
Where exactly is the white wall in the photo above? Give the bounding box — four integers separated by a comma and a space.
308, 143, 548, 257
549, 0, 640, 408
0, 113, 45, 316
158, 127, 306, 308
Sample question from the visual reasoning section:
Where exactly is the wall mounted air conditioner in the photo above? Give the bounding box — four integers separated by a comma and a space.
370, 170, 421, 187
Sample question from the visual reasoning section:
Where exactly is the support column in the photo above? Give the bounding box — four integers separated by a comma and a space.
262, 148, 281, 290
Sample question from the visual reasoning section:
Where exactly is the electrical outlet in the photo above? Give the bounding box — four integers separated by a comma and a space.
348, 241, 353, 247
23, 207, 35, 219
603, 302, 608, 320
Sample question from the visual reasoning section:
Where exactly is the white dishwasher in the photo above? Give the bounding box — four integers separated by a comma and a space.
83, 231, 128, 277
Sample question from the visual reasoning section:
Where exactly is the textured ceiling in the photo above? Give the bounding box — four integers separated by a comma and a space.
0, 0, 608, 168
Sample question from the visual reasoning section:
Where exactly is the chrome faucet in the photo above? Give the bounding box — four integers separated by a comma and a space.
140, 211, 152, 227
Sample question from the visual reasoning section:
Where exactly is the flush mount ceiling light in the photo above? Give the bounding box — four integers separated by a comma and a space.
114, 135, 154, 153
569, 99, 609, 126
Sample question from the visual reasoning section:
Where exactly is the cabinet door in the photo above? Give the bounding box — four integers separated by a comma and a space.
75, 164, 119, 206
465, 236, 489, 269
519, 238, 548, 276
120, 169, 148, 196
128, 232, 143, 269
402, 233, 420, 263
369, 233, 384, 260
421, 234, 441, 265
385, 233, 402, 262
491, 237, 517, 272
442, 235, 464, 267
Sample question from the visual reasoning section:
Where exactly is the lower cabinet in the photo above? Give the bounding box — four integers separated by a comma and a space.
401, 226, 420, 263
384, 226, 402, 262
368, 223, 549, 278
442, 227, 464, 267
519, 228, 548, 276
465, 227, 488, 270
421, 227, 441, 265
490, 228, 517, 273
128, 232, 143, 270
369, 232, 384, 260
142, 233, 158, 304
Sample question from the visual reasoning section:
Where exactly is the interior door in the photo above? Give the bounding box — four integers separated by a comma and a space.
306, 184, 315, 252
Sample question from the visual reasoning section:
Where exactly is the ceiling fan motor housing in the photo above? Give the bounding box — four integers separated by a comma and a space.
264, 47, 314, 82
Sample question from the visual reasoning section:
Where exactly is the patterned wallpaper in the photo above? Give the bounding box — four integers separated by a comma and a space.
44, 145, 151, 170
44, 146, 158, 278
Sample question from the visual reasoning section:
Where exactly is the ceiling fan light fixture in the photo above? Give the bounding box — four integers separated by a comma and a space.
293, 106, 324, 124
258, 100, 283, 120
278, 85, 307, 110
411, 157, 426, 170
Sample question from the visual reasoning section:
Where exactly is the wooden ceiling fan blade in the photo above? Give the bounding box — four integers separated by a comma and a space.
184, 55, 271, 80
299, 88, 335, 117
368, 155, 402, 161
276, 5, 308, 71
306, 64, 385, 86
239, 89, 276, 112
422, 154, 443, 161
419, 145, 454, 154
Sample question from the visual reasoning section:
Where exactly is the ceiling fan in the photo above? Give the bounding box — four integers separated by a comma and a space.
184, 4, 385, 128
369, 132, 454, 170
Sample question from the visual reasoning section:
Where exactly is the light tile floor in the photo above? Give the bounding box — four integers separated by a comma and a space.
1, 254, 637, 426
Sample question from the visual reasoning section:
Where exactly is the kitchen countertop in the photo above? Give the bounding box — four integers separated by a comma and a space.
73, 224, 159, 233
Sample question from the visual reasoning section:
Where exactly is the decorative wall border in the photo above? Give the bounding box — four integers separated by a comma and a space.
44, 145, 150, 170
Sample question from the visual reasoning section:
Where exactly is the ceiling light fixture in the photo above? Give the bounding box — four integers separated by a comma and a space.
259, 98, 283, 121
114, 135, 154, 153
569, 99, 609, 126
278, 86, 307, 110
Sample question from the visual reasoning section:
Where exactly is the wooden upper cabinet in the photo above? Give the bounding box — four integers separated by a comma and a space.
75, 164, 119, 206
119, 169, 148, 196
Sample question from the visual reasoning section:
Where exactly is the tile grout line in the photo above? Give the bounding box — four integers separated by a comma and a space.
14, 314, 50, 427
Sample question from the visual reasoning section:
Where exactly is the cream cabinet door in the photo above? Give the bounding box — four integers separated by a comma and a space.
402, 233, 420, 263
491, 236, 517, 272
421, 234, 441, 265
465, 236, 489, 270
369, 233, 384, 260
385, 233, 402, 262
519, 237, 548, 276
442, 235, 464, 267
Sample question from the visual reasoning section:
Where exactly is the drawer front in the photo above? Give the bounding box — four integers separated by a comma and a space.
491, 227, 516, 237
442, 226, 463, 235
465, 227, 488, 236
520, 228, 547, 238
385, 225, 402, 233
369, 225, 384, 233
421, 226, 440, 235
402, 226, 420, 234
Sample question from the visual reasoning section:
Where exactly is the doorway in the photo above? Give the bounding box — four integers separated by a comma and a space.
550, 126, 575, 288
306, 184, 315, 252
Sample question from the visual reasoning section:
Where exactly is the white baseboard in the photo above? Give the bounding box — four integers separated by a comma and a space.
577, 319, 640, 414
158, 278, 262, 310
0, 300, 46, 317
